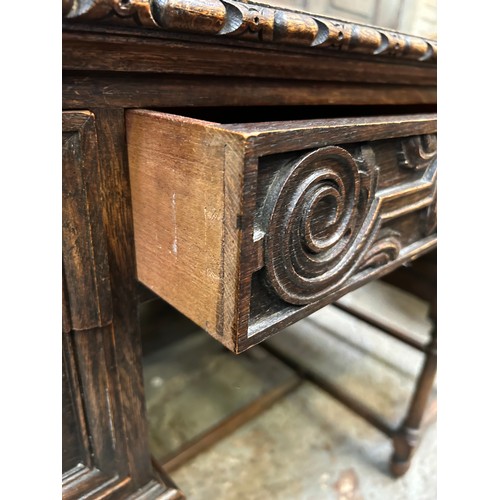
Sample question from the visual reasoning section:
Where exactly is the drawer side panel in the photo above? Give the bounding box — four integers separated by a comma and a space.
127, 111, 237, 348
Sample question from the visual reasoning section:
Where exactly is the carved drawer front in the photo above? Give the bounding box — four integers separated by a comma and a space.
127, 111, 437, 353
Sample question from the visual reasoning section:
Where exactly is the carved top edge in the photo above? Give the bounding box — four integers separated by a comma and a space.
63, 0, 437, 63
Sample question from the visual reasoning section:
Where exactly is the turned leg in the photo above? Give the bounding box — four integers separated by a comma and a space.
391, 313, 437, 477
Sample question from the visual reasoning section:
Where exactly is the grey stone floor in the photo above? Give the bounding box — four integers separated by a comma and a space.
145, 281, 437, 499
171, 383, 436, 500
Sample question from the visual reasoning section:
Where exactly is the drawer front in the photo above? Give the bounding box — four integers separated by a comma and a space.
127, 111, 436, 352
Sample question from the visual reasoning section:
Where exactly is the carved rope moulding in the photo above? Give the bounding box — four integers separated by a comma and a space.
63, 0, 437, 62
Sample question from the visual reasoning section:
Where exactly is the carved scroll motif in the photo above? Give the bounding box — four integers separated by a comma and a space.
358, 230, 402, 272
257, 137, 437, 306
63, 0, 437, 62
259, 145, 380, 305
398, 133, 437, 235
398, 134, 437, 170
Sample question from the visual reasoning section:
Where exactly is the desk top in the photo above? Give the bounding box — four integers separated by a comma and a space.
63, 1, 437, 109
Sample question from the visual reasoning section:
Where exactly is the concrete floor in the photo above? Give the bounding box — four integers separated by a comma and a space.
171, 383, 436, 500
144, 281, 437, 499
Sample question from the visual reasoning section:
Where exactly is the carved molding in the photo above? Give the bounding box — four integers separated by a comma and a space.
358, 230, 402, 272
398, 134, 437, 170
63, 0, 437, 62
257, 137, 437, 306
422, 190, 437, 235
64, 0, 156, 26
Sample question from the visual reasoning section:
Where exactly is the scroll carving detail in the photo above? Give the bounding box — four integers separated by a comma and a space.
257, 136, 437, 306
259, 145, 379, 305
398, 134, 437, 170
358, 230, 402, 272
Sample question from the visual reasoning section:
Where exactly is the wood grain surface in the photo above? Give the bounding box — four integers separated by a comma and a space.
127, 111, 244, 350
62, 109, 184, 499
62, 30, 436, 85
62, 111, 113, 331
126, 110, 437, 352
62, 4, 437, 491
62, 0, 436, 63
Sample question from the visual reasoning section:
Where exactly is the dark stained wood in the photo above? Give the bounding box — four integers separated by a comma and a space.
384, 250, 437, 476
126, 110, 437, 352
391, 324, 437, 476
242, 237, 436, 352
62, 108, 183, 498
62, 275, 72, 334
72, 326, 123, 475
62, 30, 436, 86
62, 345, 85, 473
62, 329, 129, 499
62, 111, 113, 331
62, 0, 436, 63
92, 108, 154, 486
63, 73, 437, 109
62, 325, 183, 498
225, 113, 437, 153
62, 1, 437, 489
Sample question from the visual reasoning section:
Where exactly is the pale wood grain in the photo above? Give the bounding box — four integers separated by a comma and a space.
127, 110, 245, 350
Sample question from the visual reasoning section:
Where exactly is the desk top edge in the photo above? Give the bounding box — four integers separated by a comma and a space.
62, 0, 437, 64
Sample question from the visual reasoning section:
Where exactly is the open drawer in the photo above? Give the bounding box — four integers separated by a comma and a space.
126, 110, 437, 353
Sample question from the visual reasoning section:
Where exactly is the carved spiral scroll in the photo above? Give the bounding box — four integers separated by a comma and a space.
260, 146, 378, 305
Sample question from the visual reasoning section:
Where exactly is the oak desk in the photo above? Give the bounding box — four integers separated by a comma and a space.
62, 2, 437, 497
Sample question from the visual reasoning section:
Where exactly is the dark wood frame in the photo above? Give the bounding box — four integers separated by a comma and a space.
63, 0, 436, 62
62, 111, 184, 498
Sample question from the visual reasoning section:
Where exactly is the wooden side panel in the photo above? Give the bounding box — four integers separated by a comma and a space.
126, 110, 243, 350
62, 111, 113, 331
62, 346, 85, 474
62, 109, 184, 499
93, 108, 157, 485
